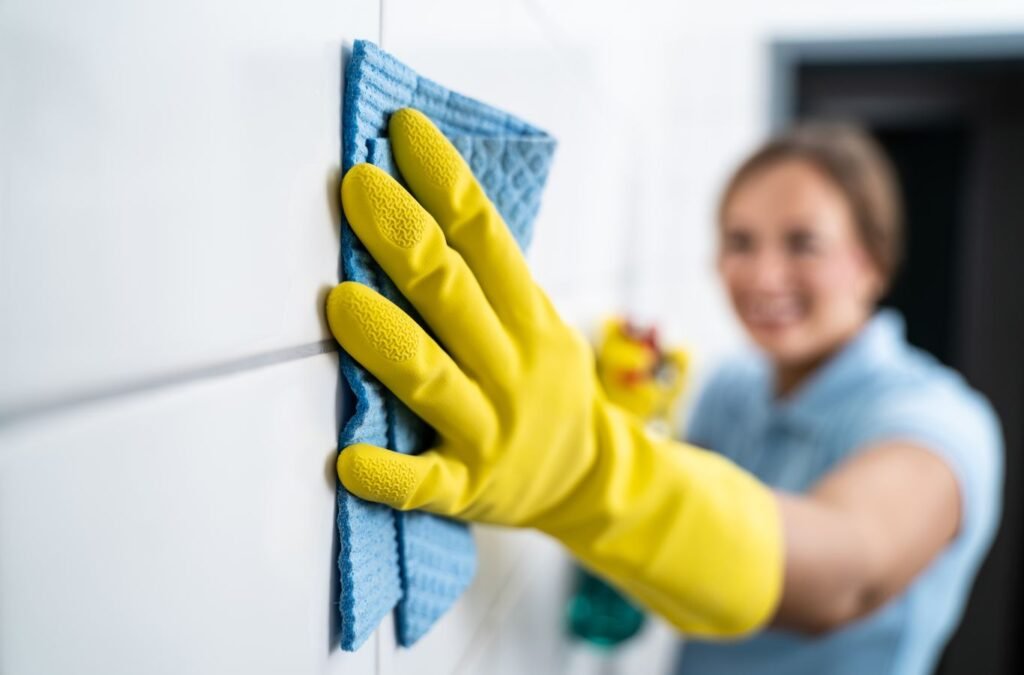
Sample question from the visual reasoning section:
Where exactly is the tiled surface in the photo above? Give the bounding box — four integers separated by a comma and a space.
0, 0, 379, 414
0, 353, 377, 675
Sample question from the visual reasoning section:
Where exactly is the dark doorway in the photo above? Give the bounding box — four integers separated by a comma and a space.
772, 35, 1024, 675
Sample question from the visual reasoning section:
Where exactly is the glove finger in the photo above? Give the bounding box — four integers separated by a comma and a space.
327, 281, 495, 446
337, 444, 472, 516
341, 164, 517, 386
388, 108, 543, 329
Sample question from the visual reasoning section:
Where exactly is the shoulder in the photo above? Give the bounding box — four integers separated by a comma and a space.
852, 347, 1000, 455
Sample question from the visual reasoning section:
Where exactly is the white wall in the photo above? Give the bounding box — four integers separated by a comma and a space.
0, 0, 384, 672
4, 1, 1024, 674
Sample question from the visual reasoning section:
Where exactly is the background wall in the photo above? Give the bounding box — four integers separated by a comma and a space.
3, 1, 1024, 674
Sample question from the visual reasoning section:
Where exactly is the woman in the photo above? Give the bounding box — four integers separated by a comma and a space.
674, 125, 1003, 672
325, 109, 1003, 674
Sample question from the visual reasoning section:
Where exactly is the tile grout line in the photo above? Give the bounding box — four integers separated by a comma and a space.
451, 537, 535, 675
0, 339, 339, 430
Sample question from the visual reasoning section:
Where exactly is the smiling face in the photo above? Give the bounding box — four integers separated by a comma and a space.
718, 158, 883, 369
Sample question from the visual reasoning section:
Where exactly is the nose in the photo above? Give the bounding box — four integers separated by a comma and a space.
745, 248, 790, 291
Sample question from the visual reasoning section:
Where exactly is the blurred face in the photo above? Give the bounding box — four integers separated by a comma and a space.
718, 159, 883, 368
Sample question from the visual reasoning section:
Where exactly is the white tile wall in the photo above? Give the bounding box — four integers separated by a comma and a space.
0, 0, 386, 672
0, 0, 379, 415
5, 0, 1024, 674
0, 353, 377, 675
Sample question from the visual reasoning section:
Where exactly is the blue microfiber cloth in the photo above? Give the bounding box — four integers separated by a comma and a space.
338, 40, 557, 651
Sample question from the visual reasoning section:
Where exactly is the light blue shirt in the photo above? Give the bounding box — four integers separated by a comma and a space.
675, 310, 1003, 675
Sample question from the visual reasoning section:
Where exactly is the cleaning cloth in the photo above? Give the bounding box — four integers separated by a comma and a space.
338, 39, 556, 651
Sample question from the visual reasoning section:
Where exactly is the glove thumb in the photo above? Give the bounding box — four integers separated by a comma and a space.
337, 443, 469, 515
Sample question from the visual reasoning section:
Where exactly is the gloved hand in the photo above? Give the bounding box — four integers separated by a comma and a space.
326, 108, 783, 637
596, 317, 689, 430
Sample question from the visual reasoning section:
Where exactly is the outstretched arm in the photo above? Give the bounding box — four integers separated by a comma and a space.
325, 108, 960, 639
774, 441, 960, 633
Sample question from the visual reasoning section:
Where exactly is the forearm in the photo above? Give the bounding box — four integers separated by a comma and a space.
771, 442, 961, 634
771, 492, 888, 634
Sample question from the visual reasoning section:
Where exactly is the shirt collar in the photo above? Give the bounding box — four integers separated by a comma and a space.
753, 309, 907, 424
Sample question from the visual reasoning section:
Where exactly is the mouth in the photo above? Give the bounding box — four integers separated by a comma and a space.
740, 296, 806, 332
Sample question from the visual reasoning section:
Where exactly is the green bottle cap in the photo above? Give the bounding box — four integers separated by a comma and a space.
566, 566, 646, 648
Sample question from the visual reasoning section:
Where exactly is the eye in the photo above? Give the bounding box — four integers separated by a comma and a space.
721, 228, 754, 254
785, 230, 820, 256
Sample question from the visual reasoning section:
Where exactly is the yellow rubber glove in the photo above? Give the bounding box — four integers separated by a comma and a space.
326, 108, 783, 637
596, 317, 689, 430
